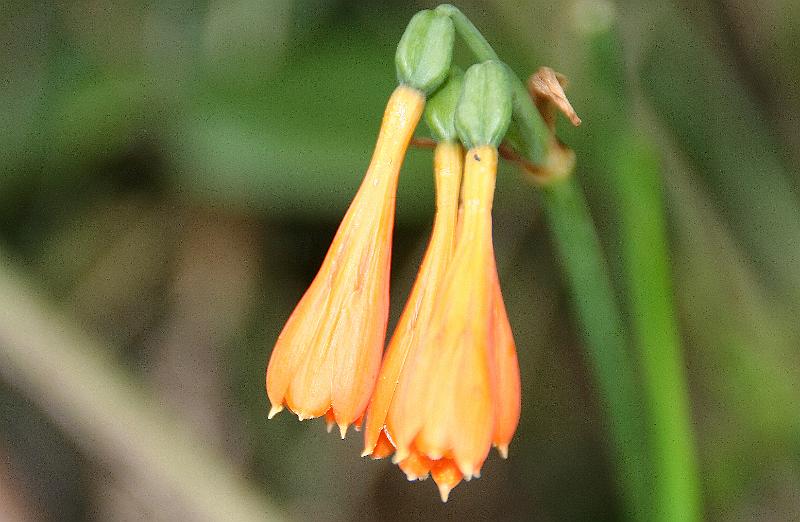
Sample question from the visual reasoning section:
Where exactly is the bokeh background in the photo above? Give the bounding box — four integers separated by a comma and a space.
2, 0, 799, 520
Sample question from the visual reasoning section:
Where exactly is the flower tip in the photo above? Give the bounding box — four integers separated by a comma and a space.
456, 460, 476, 481
403, 470, 429, 481
437, 483, 453, 503
338, 422, 348, 440
497, 444, 509, 459
267, 405, 283, 419
326, 419, 335, 434
363, 450, 390, 460
392, 448, 410, 464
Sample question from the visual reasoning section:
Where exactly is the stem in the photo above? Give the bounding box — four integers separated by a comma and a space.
539, 177, 649, 520
436, 5, 498, 61
586, 18, 702, 520
610, 136, 702, 521
436, 4, 550, 165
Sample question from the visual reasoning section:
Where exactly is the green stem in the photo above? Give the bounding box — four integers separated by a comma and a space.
436, 4, 550, 165
610, 135, 702, 521
436, 4, 499, 61
539, 176, 649, 520
587, 19, 702, 520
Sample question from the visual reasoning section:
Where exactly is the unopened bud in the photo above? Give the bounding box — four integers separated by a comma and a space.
396, 10, 455, 95
424, 67, 464, 142
455, 61, 512, 149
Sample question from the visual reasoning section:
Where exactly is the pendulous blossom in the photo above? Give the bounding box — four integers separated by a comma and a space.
265, 85, 425, 437
489, 259, 521, 460
265, 8, 454, 438
380, 145, 521, 501
362, 140, 464, 459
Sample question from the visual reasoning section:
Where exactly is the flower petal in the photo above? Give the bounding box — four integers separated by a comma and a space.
431, 458, 463, 502
265, 85, 425, 429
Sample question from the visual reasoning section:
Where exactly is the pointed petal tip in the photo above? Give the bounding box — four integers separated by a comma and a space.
361, 441, 388, 459
402, 470, 429, 482
456, 460, 475, 481
497, 444, 509, 459
438, 483, 452, 503
326, 420, 334, 433
267, 405, 283, 419
338, 423, 348, 440
362, 451, 386, 459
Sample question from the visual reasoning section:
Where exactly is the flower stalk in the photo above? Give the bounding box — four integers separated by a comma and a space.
584, 16, 702, 519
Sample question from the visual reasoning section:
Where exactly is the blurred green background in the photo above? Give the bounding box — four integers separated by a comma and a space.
1, 0, 799, 520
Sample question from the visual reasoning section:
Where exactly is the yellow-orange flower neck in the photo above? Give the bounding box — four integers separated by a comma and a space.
266, 84, 425, 433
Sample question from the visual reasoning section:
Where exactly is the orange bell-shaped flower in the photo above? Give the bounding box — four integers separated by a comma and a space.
386, 145, 498, 475
362, 140, 463, 458
265, 85, 425, 437
490, 262, 521, 459
380, 145, 520, 501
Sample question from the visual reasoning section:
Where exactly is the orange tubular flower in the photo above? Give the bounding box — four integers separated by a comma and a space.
265, 85, 425, 437
490, 262, 521, 460
362, 140, 463, 459
381, 145, 520, 501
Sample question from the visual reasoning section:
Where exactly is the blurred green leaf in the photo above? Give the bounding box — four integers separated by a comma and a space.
174, 25, 436, 223
667, 157, 800, 514
639, 3, 800, 307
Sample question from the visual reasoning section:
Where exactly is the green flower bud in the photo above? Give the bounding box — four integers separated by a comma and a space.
423, 67, 464, 142
455, 61, 512, 149
395, 10, 455, 95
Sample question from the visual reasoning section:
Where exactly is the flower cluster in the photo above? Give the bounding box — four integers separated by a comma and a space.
362, 143, 521, 502
265, 10, 520, 501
